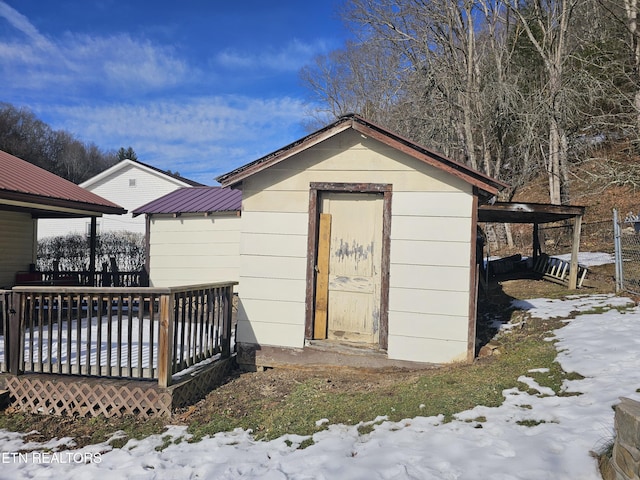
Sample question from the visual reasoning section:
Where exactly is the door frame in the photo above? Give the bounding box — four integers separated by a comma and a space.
304, 182, 392, 350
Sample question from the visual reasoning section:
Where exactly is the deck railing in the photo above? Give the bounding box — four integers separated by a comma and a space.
0, 290, 9, 373
2, 282, 237, 387
35, 269, 148, 287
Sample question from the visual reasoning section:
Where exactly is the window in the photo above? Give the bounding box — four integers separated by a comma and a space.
129, 178, 137, 187
85, 221, 101, 237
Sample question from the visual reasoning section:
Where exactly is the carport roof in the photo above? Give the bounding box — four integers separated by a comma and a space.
478, 202, 585, 224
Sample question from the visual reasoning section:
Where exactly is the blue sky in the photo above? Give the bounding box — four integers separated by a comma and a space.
0, 1, 348, 185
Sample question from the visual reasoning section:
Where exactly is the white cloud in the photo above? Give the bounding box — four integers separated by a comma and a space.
0, 2, 326, 185
0, 1, 56, 52
0, 4, 192, 93
41, 95, 310, 184
67, 33, 191, 90
216, 38, 331, 72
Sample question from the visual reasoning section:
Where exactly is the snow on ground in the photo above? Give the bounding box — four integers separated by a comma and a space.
553, 252, 615, 267
0, 253, 637, 480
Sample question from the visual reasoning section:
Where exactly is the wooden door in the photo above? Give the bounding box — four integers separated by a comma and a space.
317, 192, 383, 345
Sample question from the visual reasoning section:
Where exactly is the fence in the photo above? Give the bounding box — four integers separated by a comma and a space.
1, 282, 236, 388
484, 219, 612, 257
613, 209, 640, 294
32, 269, 148, 287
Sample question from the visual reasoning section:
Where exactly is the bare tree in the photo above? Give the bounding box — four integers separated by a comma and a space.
327, 0, 525, 192
623, 0, 640, 134
0, 103, 117, 183
506, 0, 580, 204
301, 0, 630, 205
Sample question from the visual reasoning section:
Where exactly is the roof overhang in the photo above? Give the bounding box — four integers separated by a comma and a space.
478, 202, 585, 224
0, 190, 127, 218
217, 115, 508, 198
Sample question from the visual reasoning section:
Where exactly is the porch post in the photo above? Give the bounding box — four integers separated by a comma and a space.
8, 292, 23, 375
532, 223, 541, 261
88, 217, 97, 286
221, 286, 233, 358
568, 214, 583, 290
157, 292, 175, 388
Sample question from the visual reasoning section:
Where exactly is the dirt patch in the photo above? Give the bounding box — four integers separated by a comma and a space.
176, 365, 425, 426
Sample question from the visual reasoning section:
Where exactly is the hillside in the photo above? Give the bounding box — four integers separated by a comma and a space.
494, 144, 639, 257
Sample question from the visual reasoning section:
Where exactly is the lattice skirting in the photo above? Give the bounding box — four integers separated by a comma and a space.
4, 356, 234, 418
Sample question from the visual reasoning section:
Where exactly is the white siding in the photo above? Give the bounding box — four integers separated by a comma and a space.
0, 211, 36, 288
38, 162, 189, 238
148, 214, 240, 287
237, 129, 476, 362
388, 189, 473, 363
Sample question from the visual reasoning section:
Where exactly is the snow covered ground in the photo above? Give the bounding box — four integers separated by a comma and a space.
0, 252, 636, 480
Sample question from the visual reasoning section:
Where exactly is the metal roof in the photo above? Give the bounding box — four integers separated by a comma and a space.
216, 114, 509, 198
478, 202, 585, 224
132, 187, 241, 216
0, 149, 127, 217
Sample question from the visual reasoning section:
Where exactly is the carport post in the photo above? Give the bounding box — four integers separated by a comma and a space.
568, 214, 583, 289
88, 217, 97, 286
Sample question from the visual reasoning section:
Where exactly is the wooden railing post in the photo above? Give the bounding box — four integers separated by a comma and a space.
8, 292, 23, 375
221, 286, 233, 358
157, 292, 174, 388
1, 291, 8, 373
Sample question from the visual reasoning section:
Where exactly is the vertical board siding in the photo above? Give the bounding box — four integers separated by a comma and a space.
237, 128, 476, 363
0, 211, 35, 288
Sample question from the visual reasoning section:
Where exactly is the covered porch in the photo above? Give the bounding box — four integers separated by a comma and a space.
0, 151, 236, 417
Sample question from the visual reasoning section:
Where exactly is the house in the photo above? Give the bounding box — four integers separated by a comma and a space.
216, 114, 508, 367
0, 149, 126, 288
132, 187, 242, 288
37, 159, 203, 239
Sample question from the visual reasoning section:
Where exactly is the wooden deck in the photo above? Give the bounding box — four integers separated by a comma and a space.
0, 282, 237, 417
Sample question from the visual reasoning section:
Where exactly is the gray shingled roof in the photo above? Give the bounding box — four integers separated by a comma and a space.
132, 187, 241, 216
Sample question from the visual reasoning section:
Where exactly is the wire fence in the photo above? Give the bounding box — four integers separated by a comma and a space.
614, 208, 640, 294
484, 219, 613, 258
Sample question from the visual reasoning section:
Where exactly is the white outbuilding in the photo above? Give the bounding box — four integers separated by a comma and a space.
217, 115, 507, 367
132, 186, 241, 288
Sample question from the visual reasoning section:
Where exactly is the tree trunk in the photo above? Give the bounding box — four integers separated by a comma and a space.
548, 118, 562, 205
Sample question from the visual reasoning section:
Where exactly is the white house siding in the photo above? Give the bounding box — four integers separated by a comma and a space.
147, 214, 241, 288
38, 163, 187, 239
0, 211, 36, 288
236, 129, 475, 363
236, 210, 309, 348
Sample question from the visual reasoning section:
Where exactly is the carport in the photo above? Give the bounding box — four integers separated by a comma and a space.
478, 202, 586, 289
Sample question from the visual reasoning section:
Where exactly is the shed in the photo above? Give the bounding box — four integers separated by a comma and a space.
132, 187, 242, 287
0, 149, 126, 288
217, 114, 507, 366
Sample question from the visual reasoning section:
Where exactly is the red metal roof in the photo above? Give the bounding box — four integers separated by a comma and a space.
0, 149, 126, 216
132, 187, 241, 216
